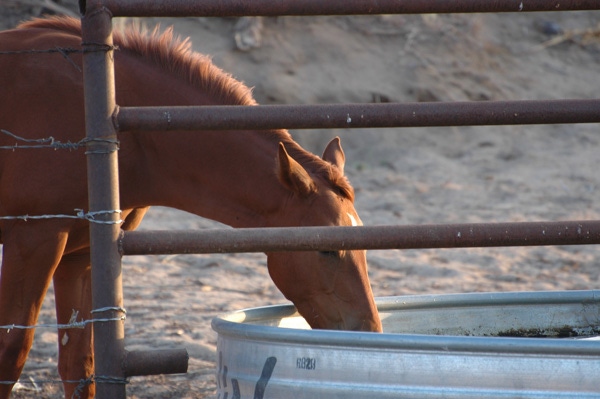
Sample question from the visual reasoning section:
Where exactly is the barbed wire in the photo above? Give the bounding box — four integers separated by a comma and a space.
0, 43, 119, 72
0, 374, 129, 399
0, 43, 117, 56
0, 129, 119, 153
0, 307, 128, 396
1, 34, 157, 399
0, 129, 123, 223
0, 123, 125, 390
71, 375, 130, 399
0, 209, 123, 225
0, 306, 127, 332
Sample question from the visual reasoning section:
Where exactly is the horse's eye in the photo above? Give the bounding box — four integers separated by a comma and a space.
319, 251, 340, 258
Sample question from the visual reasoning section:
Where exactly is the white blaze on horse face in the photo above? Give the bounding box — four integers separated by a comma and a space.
347, 212, 361, 227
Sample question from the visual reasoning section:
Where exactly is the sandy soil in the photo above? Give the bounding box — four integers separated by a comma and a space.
3, 2, 600, 398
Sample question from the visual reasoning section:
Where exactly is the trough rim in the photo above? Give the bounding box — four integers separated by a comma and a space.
212, 290, 600, 356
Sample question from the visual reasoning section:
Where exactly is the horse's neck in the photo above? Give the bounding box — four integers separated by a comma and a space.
117, 57, 292, 228
155, 131, 290, 228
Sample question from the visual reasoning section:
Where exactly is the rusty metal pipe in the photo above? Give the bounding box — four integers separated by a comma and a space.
81, 3, 126, 399
116, 99, 600, 132
100, 0, 600, 17
120, 220, 600, 255
123, 349, 189, 377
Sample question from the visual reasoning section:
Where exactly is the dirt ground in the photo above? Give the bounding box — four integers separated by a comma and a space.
2, 1, 600, 398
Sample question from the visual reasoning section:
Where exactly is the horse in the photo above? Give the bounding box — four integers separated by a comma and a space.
0, 16, 382, 398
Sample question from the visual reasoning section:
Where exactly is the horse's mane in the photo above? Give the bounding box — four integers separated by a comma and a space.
17, 16, 354, 201
18, 16, 257, 107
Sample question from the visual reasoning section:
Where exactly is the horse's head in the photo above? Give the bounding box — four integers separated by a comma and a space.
267, 137, 382, 332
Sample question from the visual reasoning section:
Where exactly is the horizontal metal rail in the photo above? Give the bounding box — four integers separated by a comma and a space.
120, 220, 600, 255
116, 99, 600, 132
102, 0, 600, 17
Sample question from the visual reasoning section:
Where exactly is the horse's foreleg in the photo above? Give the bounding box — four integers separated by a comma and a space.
52, 252, 95, 399
0, 225, 67, 399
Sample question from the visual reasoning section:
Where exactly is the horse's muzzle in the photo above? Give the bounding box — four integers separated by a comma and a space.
341, 314, 383, 333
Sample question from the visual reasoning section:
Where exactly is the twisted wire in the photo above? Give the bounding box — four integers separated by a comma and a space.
0, 307, 127, 332
70, 375, 129, 399
0, 307, 128, 393
0, 43, 118, 56
0, 129, 119, 152
0, 37, 132, 398
0, 43, 118, 72
0, 374, 129, 399
0, 130, 122, 223
0, 209, 123, 225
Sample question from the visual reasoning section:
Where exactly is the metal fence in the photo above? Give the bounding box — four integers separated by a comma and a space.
76, 0, 600, 398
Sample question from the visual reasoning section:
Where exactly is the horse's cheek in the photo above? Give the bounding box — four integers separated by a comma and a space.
266, 254, 293, 294
267, 253, 311, 299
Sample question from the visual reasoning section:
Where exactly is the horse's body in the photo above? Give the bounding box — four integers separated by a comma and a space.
0, 17, 381, 398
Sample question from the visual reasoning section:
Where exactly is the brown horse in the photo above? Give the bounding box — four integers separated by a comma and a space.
0, 16, 381, 399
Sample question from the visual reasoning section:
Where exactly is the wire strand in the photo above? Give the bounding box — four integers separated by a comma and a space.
0, 307, 126, 332
0, 209, 123, 225
0, 129, 119, 152
0, 43, 118, 56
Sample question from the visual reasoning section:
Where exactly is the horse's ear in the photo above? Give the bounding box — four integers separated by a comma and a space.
277, 143, 316, 197
322, 136, 345, 175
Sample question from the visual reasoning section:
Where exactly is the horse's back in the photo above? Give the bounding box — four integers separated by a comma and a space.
0, 21, 88, 215
0, 20, 86, 132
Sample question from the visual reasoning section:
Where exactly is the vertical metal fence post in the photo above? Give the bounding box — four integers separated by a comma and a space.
80, 4, 127, 399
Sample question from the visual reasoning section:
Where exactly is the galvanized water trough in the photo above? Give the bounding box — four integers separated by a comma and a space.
212, 290, 600, 398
